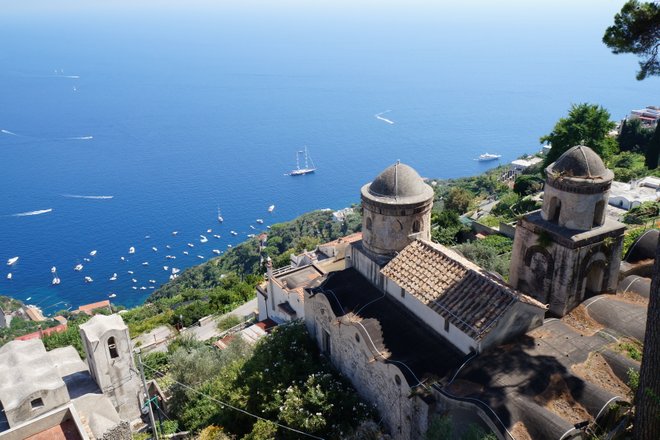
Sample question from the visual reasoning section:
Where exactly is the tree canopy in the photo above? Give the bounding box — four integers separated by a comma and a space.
603, 0, 660, 80
541, 103, 617, 167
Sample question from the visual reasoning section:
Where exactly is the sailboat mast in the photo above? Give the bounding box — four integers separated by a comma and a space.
296, 150, 301, 170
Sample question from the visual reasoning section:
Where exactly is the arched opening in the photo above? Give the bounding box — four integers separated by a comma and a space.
584, 262, 606, 298
108, 336, 119, 359
548, 197, 561, 223
593, 200, 605, 227
366, 217, 372, 231
412, 220, 420, 233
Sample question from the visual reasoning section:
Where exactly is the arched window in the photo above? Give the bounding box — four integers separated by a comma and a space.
593, 200, 605, 227
412, 220, 421, 233
366, 217, 372, 231
108, 336, 119, 359
548, 197, 561, 223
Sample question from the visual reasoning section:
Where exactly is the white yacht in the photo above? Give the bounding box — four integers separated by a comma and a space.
187, 243, 194, 248
250, 225, 256, 230
84, 276, 93, 283
74, 264, 83, 271
131, 278, 137, 283
256, 219, 264, 224
109, 273, 117, 281
6, 273, 12, 280
140, 286, 146, 290
83, 258, 90, 262
6, 257, 19, 266
476, 153, 501, 161
227, 244, 232, 248
183, 251, 189, 255
166, 245, 171, 249
127, 270, 134, 274
217, 207, 224, 223
207, 229, 212, 233
163, 266, 169, 271
148, 279, 156, 284
131, 286, 137, 290
128, 246, 135, 254
199, 235, 208, 243
89, 250, 97, 256
288, 146, 316, 176
212, 249, 221, 255
152, 246, 158, 252
120, 256, 126, 261
197, 255, 204, 259
268, 205, 275, 213
171, 267, 180, 274
109, 293, 117, 298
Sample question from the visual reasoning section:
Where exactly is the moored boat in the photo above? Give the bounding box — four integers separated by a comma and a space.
476, 153, 501, 161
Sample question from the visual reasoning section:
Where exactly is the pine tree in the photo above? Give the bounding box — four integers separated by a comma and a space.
645, 123, 660, 169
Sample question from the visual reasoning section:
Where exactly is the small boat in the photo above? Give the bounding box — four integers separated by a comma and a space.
169, 274, 177, 280
74, 264, 83, 271
183, 251, 189, 255
52, 276, 61, 285
152, 247, 158, 252
6, 273, 12, 280
217, 207, 224, 223
127, 270, 134, 274
250, 225, 256, 230
131, 286, 137, 290
120, 256, 126, 261
187, 243, 194, 248
149, 286, 155, 289
51, 266, 57, 273
267, 225, 271, 229
83, 258, 91, 262
7, 257, 19, 266
142, 262, 149, 266
212, 249, 221, 255
197, 255, 204, 259
145, 235, 150, 239
89, 250, 97, 256
165, 245, 171, 249
256, 219, 264, 224
109, 293, 117, 298
128, 246, 135, 254
172, 231, 179, 236
230, 231, 238, 236
109, 273, 117, 281
140, 286, 146, 290
213, 234, 221, 239
227, 244, 232, 248
288, 146, 316, 176
131, 278, 137, 283
171, 268, 180, 274
476, 153, 501, 161
268, 205, 275, 213
148, 279, 156, 284
84, 276, 93, 283
25, 296, 31, 301
199, 235, 208, 243
247, 234, 255, 238
207, 229, 212, 233
163, 266, 169, 271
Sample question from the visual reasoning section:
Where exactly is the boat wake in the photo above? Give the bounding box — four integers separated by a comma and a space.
66, 136, 93, 140
1, 130, 92, 141
11, 208, 53, 217
375, 110, 394, 125
62, 194, 113, 200
1, 129, 19, 136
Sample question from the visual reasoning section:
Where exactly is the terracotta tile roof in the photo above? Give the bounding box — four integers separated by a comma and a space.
77, 300, 111, 315
14, 323, 68, 341
319, 232, 363, 247
381, 240, 545, 340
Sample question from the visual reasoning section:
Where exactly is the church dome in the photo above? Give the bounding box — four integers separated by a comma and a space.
547, 145, 610, 179
368, 161, 431, 199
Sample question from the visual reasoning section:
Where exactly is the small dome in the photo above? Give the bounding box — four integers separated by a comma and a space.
548, 145, 609, 178
369, 162, 429, 199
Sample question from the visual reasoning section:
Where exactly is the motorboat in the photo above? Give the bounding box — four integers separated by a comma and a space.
212, 249, 221, 255
145, 235, 150, 239
183, 251, 189, 255
83, 258, 90, 262
148, 279, 156, 284
109, 273, 117, 281
89, 250, 97, 256
140, 286, 146, 290
268, 205, 275, 213
84, 276, 93, 283
52, 276, 61, 285
476, 153, 501, 161
250, 225, 256, 230
120, 256, 126, 261
74, 264, 83, 271
131, 278, 137, 283
217, 207, 224, 223
163, 266, 169, 271
213, 234, 221, 239
230, 231, 238, 236
256, 219, 264, 224
152, 246, 158, 252
199, 235, 208, 243
197, 255, 204, 259
207, 229, 212, 233
6, 273, 12, 280
227, 244, 232, 248
127, 270, 134, 274
142, 262, 149, 266
172, 231, 179, 236
109, 293, 117, 298
132, 286, 137, 290
128, 246, 135, 254
166, 245, 171, 249
51, 266, 57, 273
7, 257, 19, 266
247, 234, 255, 238
149, 286, 155, 289
171, 268, 180, 274
187, 243, 194, 248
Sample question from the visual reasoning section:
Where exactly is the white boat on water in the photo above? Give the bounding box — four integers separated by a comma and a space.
128, 246, 135, 254
230, 231, 238, 236
140, 286, 146, 290
6, 273, 12, 280
213, 234, 221, 239
197, 255, 204, 259
268, 204, 275, 213
166, 245, 171, 249
187, 243, 194, 248
256, 219, 264, 224
171, 267, 180, 274
199, 235, 208, 243
163, 266, 169, 271
217, 207, 224, 223
227, 244, 232, 248
83, 258, 90, 262
131, 278, 137, 283
89, 250, 97, 256
51, 266, 57, 273
148, 279, 156, 284
84, 276, 93, 283
476, 153, 501, 161
172, 231, 179, 236
74, 264, 83, 271
7, 257, 19, 266
152, 246, 158, 252
288, 146, 316, 176
142, 262, 149, 266
183, 251, 189, 255
127, 270, 134, 274
132, 286, 137, 290
207, 229, 212, 233
120, 256, 126, 261
109, 273, 117, 281
250, 225, 256, 230
109, 293, 117, 298
212, 249, 221, 255
52, 276, 61, 285
25, 296, 30, 301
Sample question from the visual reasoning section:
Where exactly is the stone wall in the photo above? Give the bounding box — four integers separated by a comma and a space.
304, 292, 430, 440
100, 421, 131, 440
541, 184, 609, 231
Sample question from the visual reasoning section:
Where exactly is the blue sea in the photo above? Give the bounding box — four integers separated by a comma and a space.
0, 0, 656, 312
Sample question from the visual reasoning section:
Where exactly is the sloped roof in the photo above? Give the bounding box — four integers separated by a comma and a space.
381, 240, 545, 340
362, 162, 434, 204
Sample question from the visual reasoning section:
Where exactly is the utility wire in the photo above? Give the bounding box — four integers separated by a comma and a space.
141, 363, 327, 440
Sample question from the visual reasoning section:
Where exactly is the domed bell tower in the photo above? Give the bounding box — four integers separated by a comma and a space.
509, 146, 625, 316
360, 161, 434, 263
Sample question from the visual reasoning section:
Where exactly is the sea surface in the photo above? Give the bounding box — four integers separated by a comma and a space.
0, 0, 656, 312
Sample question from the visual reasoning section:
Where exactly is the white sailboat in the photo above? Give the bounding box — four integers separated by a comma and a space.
288, 146, 316, 176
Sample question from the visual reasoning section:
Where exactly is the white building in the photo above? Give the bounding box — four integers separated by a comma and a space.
608, 180, 659, 211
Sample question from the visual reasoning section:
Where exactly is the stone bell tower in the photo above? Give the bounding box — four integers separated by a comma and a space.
79, 314, 142, 422
509, 146, 626, 316
360, 161, 434, 264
